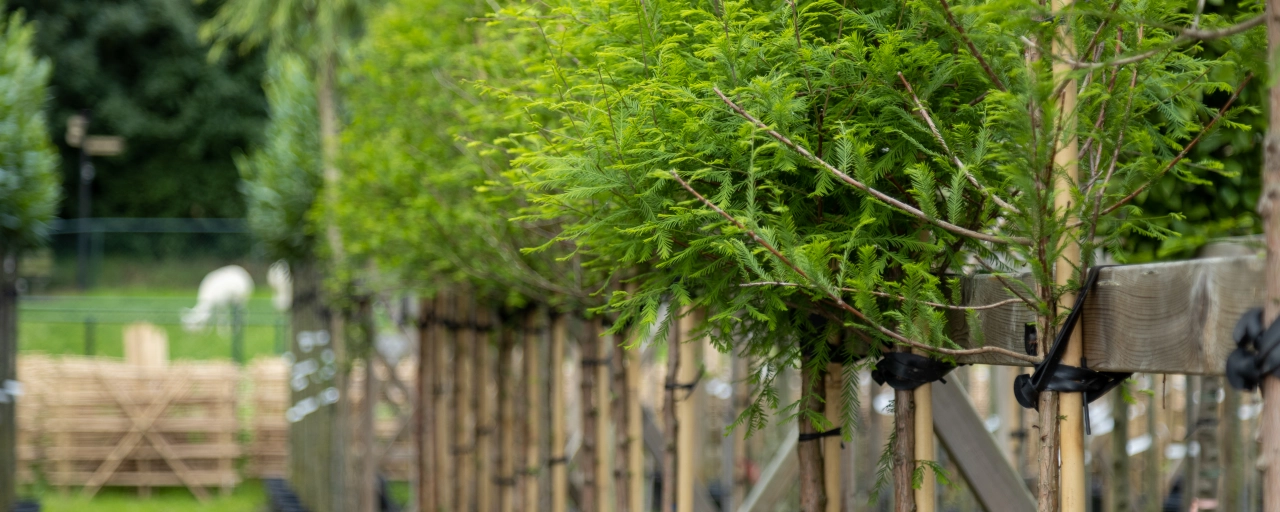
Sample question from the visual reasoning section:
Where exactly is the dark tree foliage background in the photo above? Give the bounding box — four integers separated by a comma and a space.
6, 0, 267, 220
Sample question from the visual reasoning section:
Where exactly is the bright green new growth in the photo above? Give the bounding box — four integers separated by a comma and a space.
494, 0, 1259, 437
237, 54, 322, 264
0, 10, 58, 251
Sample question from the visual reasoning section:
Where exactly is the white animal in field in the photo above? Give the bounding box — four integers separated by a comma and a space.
267, 260, 292, 312
182, 265, 254, 332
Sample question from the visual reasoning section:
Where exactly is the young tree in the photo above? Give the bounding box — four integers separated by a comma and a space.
496, 0, 1262, 509
0, 10, 59, 508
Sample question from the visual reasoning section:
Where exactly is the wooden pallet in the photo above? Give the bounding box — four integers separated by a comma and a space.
39, 358, 241, 500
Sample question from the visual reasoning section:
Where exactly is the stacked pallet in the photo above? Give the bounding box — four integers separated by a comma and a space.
248, 357, 290, 477
40, 357, 241, 500
15, 354, 54, 485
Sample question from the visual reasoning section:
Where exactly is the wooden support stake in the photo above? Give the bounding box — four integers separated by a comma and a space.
1261, 6, 1280, 506
581, 317, 601, 512
417, 296, 437, 512
914, 380, 935, 512
476, 309, 496, 512
525, 310, 543, 511
613, 323, 631, 512
550, 314, 568, 512
823, 362, 842, 512
359, 299, 378, 512
499, 325, 517, 512
626, 333, 645, 512
676, 310, 702, 512
733, 356, 751, 510
434, 294, 453, 511
456, 294, 476, 512
662, 315, 679, 512
596, 321, 613, 512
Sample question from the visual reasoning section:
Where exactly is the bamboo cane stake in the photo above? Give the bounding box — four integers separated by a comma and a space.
582, 317, 601, 512
914, 380, 935, 512
1221, 386, 1242, 512
626, 334, 645, 512
662, 314, 679, 512
1052, 0, 1085, 506
597, 322, 613, 512
550, 314, 569, 512
675, 310, 701, 512
613, 324, 630, 512
499, 324, 517, 512
824, 362, 843, 512
477, 308, 496, 512
435, 293, 454, 510
1194, 377, 1222, 512
525, 310, 543, 511
417, 297, 437, 512
1261, 3, 1280, 505
456, 293, 476, 512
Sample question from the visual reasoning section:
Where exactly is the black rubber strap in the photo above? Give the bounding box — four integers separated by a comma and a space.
493, 476, 517, 487
1225, 307, 1280, 390
581, 357, 612, 367
665, 369, 704, 401
871, 352, 956, 391
547, 456, 569, 466
798, 427, 841, 442
1013, 266, 1132, 416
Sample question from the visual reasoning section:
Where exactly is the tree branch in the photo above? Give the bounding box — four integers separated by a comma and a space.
1087, 73, 1251, 221
936, 0, 1006, 92
898, 72, 1021, 214
712, 87, 1029, 245
740, 281, 1028, 311
672, 170, 1042, 364
1061, 15, 1263, 69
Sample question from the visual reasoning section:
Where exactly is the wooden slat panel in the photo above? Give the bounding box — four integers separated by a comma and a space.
949, 255, 1265, 374
932, 378, 1036, 512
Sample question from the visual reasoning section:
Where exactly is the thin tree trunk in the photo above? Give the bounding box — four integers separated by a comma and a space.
456, 294, 476, 512
477, 309, 496, 512
613, 325, 630, 512
1109, 389, 1131, 512
1260, 5, 1280, 506
0, 249, 17, 510
798, 353, 829, 512
1195, 377, 1222, 512
893, 386, 916, 512
499, 325, 517, 512
581, 317, 600, 512
435, 294, 453, 510
550, 314, 569, 512
1220, 386, 1242, 512
525, 310, 543, 511
417, 297, 436, 512
358, 298, 378, 512
662, 314, 679, 512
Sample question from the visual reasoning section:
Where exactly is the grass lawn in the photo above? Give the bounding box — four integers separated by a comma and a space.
31, 480, 266, 512
18, 290, 286, 361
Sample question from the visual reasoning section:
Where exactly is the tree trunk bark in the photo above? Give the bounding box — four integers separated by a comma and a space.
0, 249, 17, 510
358, 298, 378, 512
1109, 388, 1130, 512
550, 314, 568, 512
287, 262, 344, 512
581, 317, 600, 512
1260, 4, 1280, 506
893, 386, 916, 512
798, 353, 828, 512
824, 362, 842, 512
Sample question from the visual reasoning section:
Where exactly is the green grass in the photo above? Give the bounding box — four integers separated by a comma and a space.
18, 291, 287, 361
30, 480, 266, 512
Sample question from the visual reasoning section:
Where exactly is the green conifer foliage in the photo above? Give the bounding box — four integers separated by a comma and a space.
0, 10, 59, 252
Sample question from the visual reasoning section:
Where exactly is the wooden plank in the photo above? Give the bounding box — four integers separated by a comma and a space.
950, 255, 1265, 374
736, 426, 798, 512
931, 377, 1036, 512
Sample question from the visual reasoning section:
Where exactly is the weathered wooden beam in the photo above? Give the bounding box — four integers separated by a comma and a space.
950, 255, 1265, 374
932, 377, 1036, 512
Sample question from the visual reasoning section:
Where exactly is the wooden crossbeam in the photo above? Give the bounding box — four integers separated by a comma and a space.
950, 255, 1264, 374
83, 375, 200, 499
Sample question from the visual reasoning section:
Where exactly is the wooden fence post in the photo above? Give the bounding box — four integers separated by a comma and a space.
434, 293, 454, 510
476, 309, 496, 512
914, 368, 935, 512
416, 296, 435, 512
